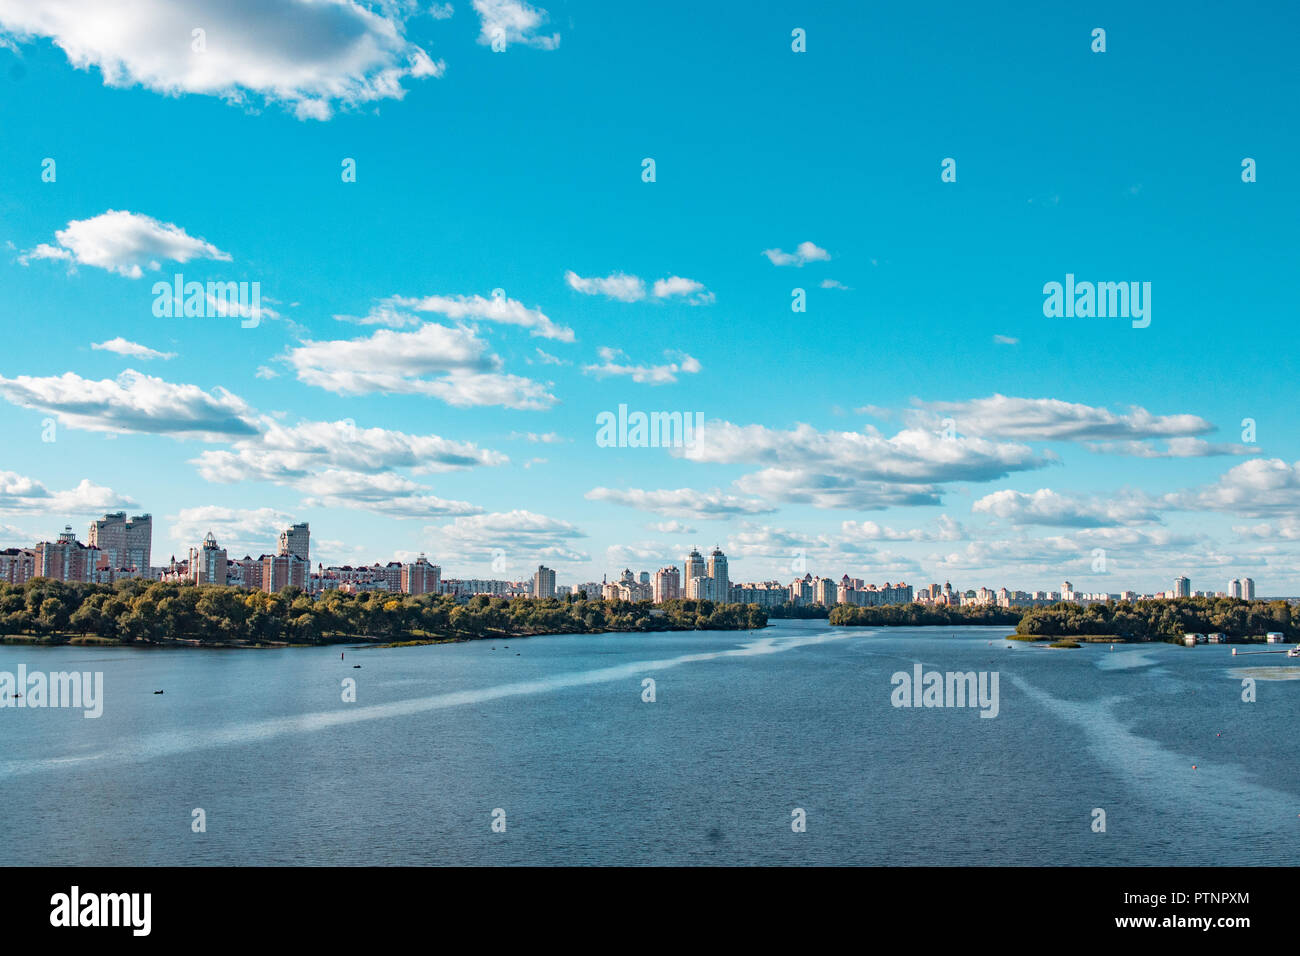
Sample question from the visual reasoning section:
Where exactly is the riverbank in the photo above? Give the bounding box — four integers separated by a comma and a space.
0, 619, 770, 650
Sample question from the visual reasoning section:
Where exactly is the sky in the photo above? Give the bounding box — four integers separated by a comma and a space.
0, 0, 1298, 594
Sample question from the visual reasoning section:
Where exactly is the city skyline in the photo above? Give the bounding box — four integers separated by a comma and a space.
1, 3, 1298, 593
0, 509, 1278, 604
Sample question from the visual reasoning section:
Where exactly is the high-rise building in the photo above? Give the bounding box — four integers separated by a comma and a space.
684, 548, 705, 584
402, 555, 441, 595
1229, 578, 1242, 599
228, 555, 263, 590
813, 576, 836, 606
531, 564, 556, 599
277, 523, 310, 565
88, 512, 152, 571
35, 527, 98, 582
707, 547, 729, 600
262, 552, 308, 592
0, 547, 36, 585
653, 566, 681, 603
1242, 577, 1255, 600
1174, 576, 1191, 598
188, 532, 228, 585
789, 573, 813, 605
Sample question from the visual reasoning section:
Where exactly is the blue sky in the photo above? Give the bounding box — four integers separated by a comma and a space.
1, 0, 1298, 593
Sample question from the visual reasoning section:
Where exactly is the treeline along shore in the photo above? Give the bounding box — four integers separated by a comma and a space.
830, 596, 1299, 643
0, 579, 768, 647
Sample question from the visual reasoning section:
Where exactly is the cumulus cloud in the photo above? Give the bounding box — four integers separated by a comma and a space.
0, 369, 259, 440
906, 395, 1212, 442
565, 270, 645, 302
839, 516, 965, 542
192, 418, 506, 482
972, 488, 1165, 527
1087, 437, 1256, 458
189, 418, 501, 519
166, 505, 297, 557
91, 337, 176, 361
0, 472, 135, 517
652, 275, 714, 304
565, 271, 713, 305
1179, 458, 1300, 517
677, 421, 1047, 510
391, 291, 574, 341
425, 510, 587, 568
283, 323, 556, 409
648, 520, 696, 535
20, 210, 230, 278
761, 241, 830, 267
585, 487, 776, 519
299, 470, 481, 518
471, 0, 559, 50
583, 347, 702, 385
720, 521, 924, 580
0, 0, 445, 120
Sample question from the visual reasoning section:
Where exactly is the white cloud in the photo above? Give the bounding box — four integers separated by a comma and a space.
761, 241, 830, 267
669, 421, 1048, 511
585, 487, 776, 519
682, 421, 1047, 483
720, 521, 924, 580
0, 369, 259, 440
193, 418, 506, 482
471, 0, 559, 50
425, 510, 587, 567
972, 488, 1164, 527
992, 334, 1018, 345
531, 348, 569, 366
21, 209, 230, 278
1180, 459, 1300, 517
649, 520, 696, 535
565, 270, 645, 302
583, 347, 702, 385
392, 292, 574, 341
0, 0, 444, 120
907, 395, 1212, 442
565, 270, 713, 305
91, 337, 175, 360
1087, 437, 1256, 458
820, 278, 850, 290
166, 506, 296, 557
299, 470, 481, 518
190, 418, 502, 519
283, 323, 556, 409
652, 275, 714, 304
0, 472, 135, 517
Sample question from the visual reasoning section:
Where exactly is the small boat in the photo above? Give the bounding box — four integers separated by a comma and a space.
154, 690, 164, 695
353, 664, 361, 669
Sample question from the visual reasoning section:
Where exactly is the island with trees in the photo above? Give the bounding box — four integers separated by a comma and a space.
829, 603, 1023, 627
1011, 597, 1298, 643
0, 578, 768, 647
